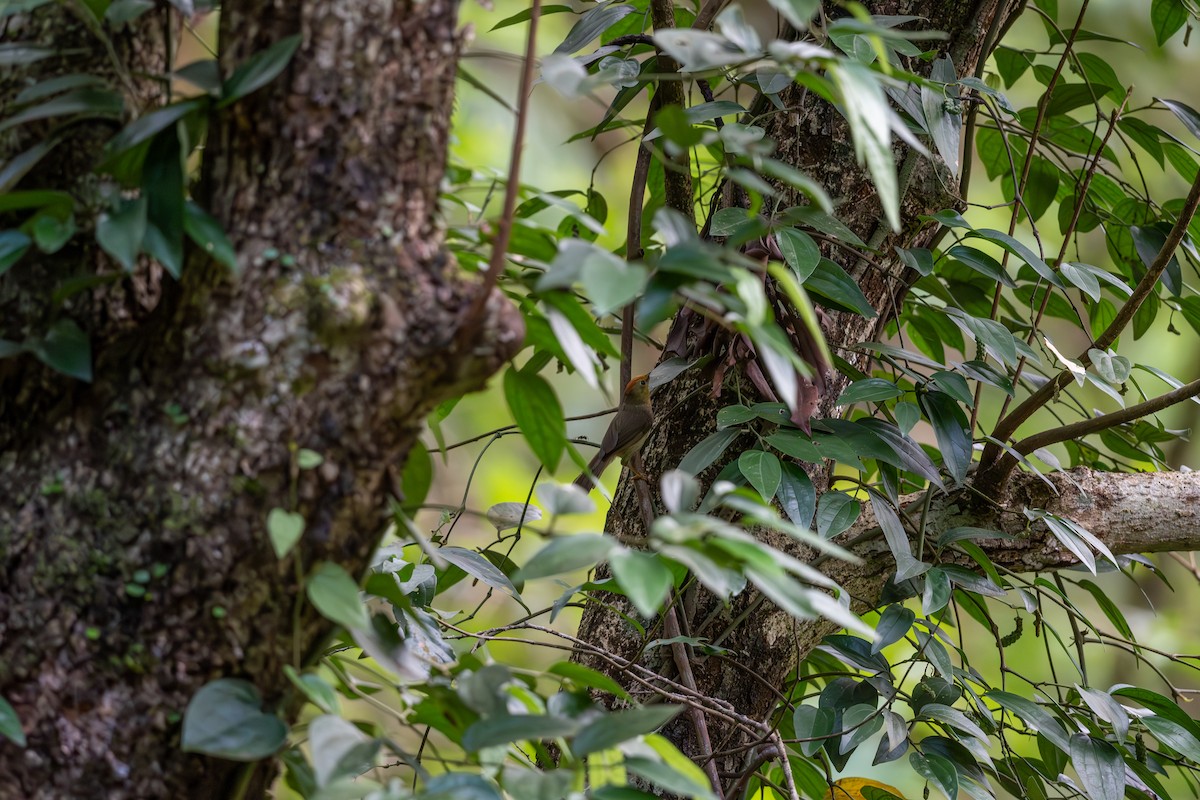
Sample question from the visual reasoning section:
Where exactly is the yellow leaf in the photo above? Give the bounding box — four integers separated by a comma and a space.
823, 776, 906, 800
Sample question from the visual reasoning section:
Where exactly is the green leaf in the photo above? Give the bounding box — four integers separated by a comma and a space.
766, 0, 819, 30
922, 567, 951, 614
0, 139, 60, 193
0, 230, 31, 275
267, 508, 304, 559
181, 678, 287, 760
816, 491, 860, 539
1151, 0, 1187, 45
504, 367, 566, 471
573, 705, 682, 756
919, 391, 971, 486
220, 34, 302, 107
102, 98, 207, 162
1111, 687, 1200, 737
439, 546, 523, 600
141, 128, 185, 278
738, 450, 781, 500
610, 549, 673, 617
833, 61, 900, 231
96, 196, 147, 271
31, 211, 75, 254
625, 756, 716, 800
777, 462, 816, 529
987, 690, 1071, 751
775, 227, 821, 280
400, 440, 432, 513
805, 258, 877, 317
794, 705, 835, 756
872, 604, 914, 654
461, 714, 580, 752
0, 695, 25, 747
519, 534, 616, 581
555, 4, 635, 55
0, 87, 123, 134
678, 428, 741, 476
837, 378, 902, 405
283, 666, 340, 715
306, 561, 370, 631
1070, 734, 1124, 800
547, 661, 631, 701
491, 4, 573, 30
1143, 715, 1200, 760
922, 55, 961, 176
32, 318, 91, 382
910, 752, 958, 800
183, 201, 238, 272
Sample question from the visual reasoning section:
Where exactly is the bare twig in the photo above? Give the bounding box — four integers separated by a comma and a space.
1010, 377, 1200, 457
979, 168, 1200, 489
457, 0, 541, 346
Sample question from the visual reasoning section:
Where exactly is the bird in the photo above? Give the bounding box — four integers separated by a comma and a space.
573, 374, 653, 492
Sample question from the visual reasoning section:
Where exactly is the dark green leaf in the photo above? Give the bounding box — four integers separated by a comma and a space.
987, 690, 1071, 751
548, 661, 630, 700
0, 230, 31, 275
183, 201, 238, 272
220, 35, 302, 107
805, 258, 877, 317
872, 604, 915, 654
775, 227, 821, 280
1158, 97, 1200, 143
181, 678, 287, 760
0, 695, 25, 747
461, 714, 580, 751
738, 450, 781, 500
922, 567, 951, 614
573, 705, 681, 756
96, 196, 147, 271
794, 705, 835, 756
306, 561, 370, 631
554, 5, 635, 55
504, 367, 566, 471
0, 87, 123, 133
102, 98, 206, 162
141, 128, 184, 278
919, 391, 971, 485
31, 212, 74, 254
678, 428, 740, 476
838, 378, 903, 405
1143, 715, 1200, 760
777, 462, 816, 529
491, 5, 573, 30
1070, 733, 1124, 800
439, 546, 523, 600
816, 491, 860, 539
520, 535, 615, 581
32, 318, 91, 382
1151, 0, 1188, 45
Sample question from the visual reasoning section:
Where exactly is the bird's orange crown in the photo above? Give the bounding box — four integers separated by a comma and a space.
623, 374, 651, 401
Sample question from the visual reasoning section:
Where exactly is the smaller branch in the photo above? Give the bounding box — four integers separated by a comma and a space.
1011, 377, 1200, 457
457, 0, 541, 345
981, 168, 1200, 489
665, 606, 724, 798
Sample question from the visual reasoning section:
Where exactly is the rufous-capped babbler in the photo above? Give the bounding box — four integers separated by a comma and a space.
573, 374, 653, 491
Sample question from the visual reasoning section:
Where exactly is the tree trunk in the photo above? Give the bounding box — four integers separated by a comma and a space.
0, 1, 520, 796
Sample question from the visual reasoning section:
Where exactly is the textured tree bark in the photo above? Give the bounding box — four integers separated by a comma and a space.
0, 1, 520, 797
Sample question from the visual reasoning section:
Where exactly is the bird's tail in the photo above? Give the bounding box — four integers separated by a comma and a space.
573, 452, 610, 491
